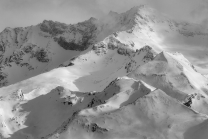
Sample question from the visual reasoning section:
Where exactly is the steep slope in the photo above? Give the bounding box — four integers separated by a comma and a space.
0, 5, 208, 139
0, 36, 154, 94
0, 14, 138, 87
128, 51, 208, 114
1, 5, 208, 87
51, 89, 208, 139
0, 36, 154, 138
0, 6, 147, 87
1, 67, 208, 139
0, 19, 98, 87
112, 5, 208, 72
79, 76, 155, 116
0, 75, 153, 138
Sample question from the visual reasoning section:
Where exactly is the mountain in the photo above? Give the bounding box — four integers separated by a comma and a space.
129, 51, 208, 99
69, 89, 207, 139
0, 18, 97, 87
0, 5, 208, 139
1, 5, 208, 88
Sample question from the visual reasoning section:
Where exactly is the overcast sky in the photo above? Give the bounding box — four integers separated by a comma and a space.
0, 0, 208, 32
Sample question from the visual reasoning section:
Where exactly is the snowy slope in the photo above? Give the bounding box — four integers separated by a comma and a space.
50, 86, 208, 139
128, 51, 208, 114
129, 52, 208, 97
0, 19, 98, 87
0, 42, 154, 138
0, 4, 208, 139
1, 5, 208, 87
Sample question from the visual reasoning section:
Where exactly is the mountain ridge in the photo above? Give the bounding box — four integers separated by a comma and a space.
0, 4, 207, 88
0, 5, 208, 139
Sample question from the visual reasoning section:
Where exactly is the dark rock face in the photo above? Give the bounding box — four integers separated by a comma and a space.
0, 44, 4, 52
142, 46, 154, 61
183, 93, 197, 107
0, 72, 8, 87
59, 57, 77, 67
54, 37, 87, 51
59, 62, 74, 67
0, 73, 6, 81
23, 44, 35, 53
40, 20, 68, 36
54, 20, 97, 51
183, 98, 192, 107
51, 18, 98, 51
89, 123, 108, 133
87, 98, 104, 108
33, 49, 50, 63
92, 42, 108, 55
8, 50, 26, 65
125, 60, 137, 73
93, 36, 138, 56
117, 47, 131, 56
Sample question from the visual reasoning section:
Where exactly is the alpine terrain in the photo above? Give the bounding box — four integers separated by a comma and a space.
0, 5, 208, 139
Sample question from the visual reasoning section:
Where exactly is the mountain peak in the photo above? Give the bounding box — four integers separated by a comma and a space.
41, 20, 67, 26
126, 4, 153, 14
154, 51, 168, 62
79, 17, 98, 25
2, 27, 13, 33
108, 11, 119, 16
131, 5, 147, 10
39, 20, 68, 35
89, 17, 97, 22
1, 5, 208, 139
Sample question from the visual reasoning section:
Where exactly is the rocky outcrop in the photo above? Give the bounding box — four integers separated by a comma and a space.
54, 19, 97, 51
54, 37, 89, 51
40, 20, 68, 36
33, 48, 50, 63
85, 123, 108, 133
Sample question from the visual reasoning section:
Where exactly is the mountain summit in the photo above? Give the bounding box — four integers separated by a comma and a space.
0, 5, 208, 139
0, 5, 207, 87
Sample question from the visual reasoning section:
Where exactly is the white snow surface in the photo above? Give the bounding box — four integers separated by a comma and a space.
0, 5, 208, 139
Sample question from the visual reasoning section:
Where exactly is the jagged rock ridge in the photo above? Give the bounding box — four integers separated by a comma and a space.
0, 5, 208, 139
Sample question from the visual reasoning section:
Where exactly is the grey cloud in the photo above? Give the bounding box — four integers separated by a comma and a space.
95, 0, 208, 23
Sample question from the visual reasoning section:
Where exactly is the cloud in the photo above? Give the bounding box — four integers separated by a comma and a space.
94, 0, 208, 23
0, 0, 207, 28
92, 0, 208, 74
0, 0, 207, 31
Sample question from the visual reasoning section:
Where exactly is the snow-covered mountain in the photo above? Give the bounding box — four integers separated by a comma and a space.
1, 5, 208, 87
0, 18, 98, 87
0, 5, 208, 139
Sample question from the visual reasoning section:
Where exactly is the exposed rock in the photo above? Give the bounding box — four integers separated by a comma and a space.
40, 20, 68, 36
88, 123, 108, 133
23, 44, 35, 53
54, 37, 88, 51
183, 93, 197, 107
33, 49, 50, 63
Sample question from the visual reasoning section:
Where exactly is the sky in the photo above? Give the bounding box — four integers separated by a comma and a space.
0, 0, 208, 32
0, 0, 208, 73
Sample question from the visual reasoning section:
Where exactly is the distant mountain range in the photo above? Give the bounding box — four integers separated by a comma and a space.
0, 5, 208, 139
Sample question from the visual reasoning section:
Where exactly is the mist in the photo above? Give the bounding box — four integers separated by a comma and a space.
0, 0, 207, 31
